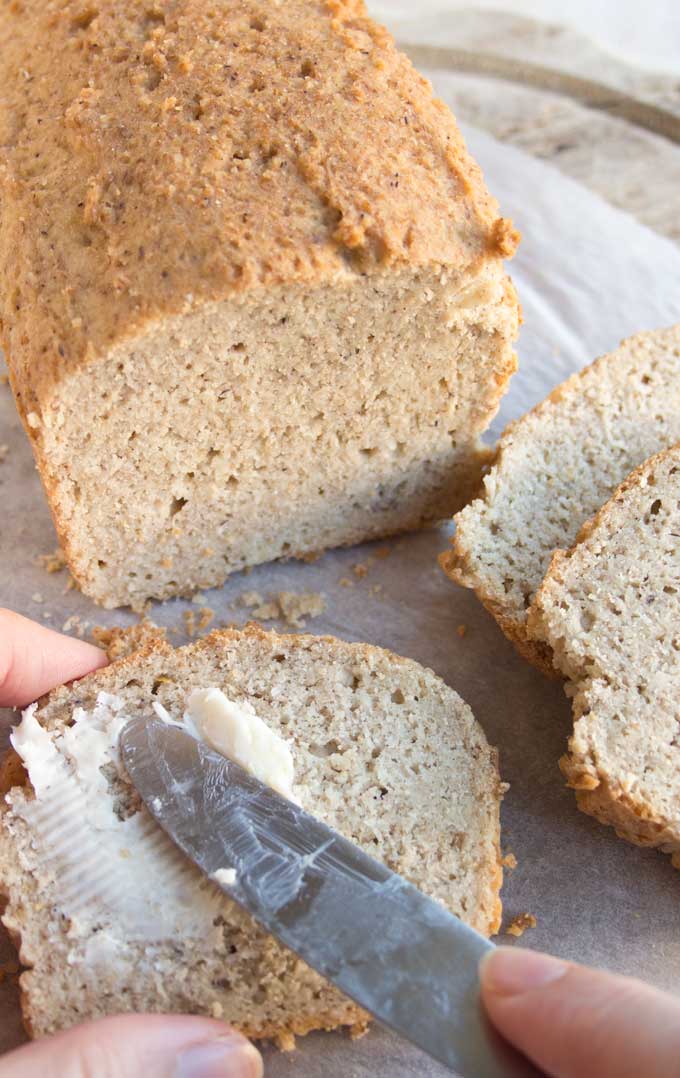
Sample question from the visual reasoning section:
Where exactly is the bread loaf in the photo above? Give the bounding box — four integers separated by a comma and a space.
529, 447, 680, 865
0, 626, 504, 1041
441, 325, 680, 673
0, 0, 519, 610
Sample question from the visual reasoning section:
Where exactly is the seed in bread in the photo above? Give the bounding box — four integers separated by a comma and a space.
528, 446, 680, 865
0, 0, 519, 610
0, 626, 504, 1041
441, 324, 680, 674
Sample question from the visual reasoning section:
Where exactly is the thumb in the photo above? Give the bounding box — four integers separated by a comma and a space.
480, 946, 680, 1078
0, 1014, 262, 1078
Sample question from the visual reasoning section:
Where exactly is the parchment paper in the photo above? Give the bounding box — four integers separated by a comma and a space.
1, 119, 680, 1075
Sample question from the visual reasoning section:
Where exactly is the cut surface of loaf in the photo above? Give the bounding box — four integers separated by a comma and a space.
0, 626, 504, 1041
441, 325, 680, 673
529, 447, 680, 865
0, 0, 519, 610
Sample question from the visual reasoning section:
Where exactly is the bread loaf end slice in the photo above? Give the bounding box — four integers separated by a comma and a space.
441, 325, 680, 674
529, 447, 680, 865
0, 626, 504, 1040
2, 0, 519, 609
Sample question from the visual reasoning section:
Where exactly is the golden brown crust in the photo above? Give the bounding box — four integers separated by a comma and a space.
438, 550, 560, 678
0, 0, 515, 423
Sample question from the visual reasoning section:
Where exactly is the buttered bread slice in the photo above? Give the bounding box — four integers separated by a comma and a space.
0, 626, 504, 1041
529, 446, 680, 865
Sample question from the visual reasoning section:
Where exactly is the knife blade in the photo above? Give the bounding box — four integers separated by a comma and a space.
120, 715, 543, 1078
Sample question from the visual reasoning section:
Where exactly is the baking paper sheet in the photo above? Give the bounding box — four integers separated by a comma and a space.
1, 117, 680, 1074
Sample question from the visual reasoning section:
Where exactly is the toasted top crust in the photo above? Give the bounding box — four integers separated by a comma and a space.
0, 0, 517, 417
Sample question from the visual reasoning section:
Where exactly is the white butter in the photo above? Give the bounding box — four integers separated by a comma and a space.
184, 687, 297, 802
9, 696, 227, 945
212, 867, 237, 887
8, 687, 297, 949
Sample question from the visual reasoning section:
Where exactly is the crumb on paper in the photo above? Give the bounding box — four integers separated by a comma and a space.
457, 624, 467, 638
352, 561, 370, 578
239, 590, 264, 609
502, 851, 518, 870
237, 590, 325, 628
63, 573, 78, 593
42, 611, 52, 620
37, 547, 66, 574
277, 590, 325, 628
350, 1020, 370, 1041
0, 373, 9, 386
183, 607, 214, 638
339, 577, 354, 588
506, 913, 537, 938
300, 550, 321, 563
31, 592, 44, 604
62, 614, 90, 638
369, 584, 383, 597
0, 444, 9, 462
375, 546, 391, 559
275, 1031, 296, 1052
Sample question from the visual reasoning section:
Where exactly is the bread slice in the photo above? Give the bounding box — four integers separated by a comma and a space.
528, 446, 680, 865
1, 0, 519, 610
441, 325, 680, 674
0, 626, 503, 1041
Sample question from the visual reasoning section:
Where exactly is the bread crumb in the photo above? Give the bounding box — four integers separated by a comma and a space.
300, 550, 321, 563
63, 573, 78, 593
31, 592, 44, 604
352, 562, 370, 578
37, 547, 67, 574
0, 372, 9, 386
42, 611, 52, 620
61, 615, 90, 638
506, 913, 536, 937
350, 1020, 370, 1040
237, 590, 325, 628
457, 624, 467, 638
277, 591, 325, 628
369, 584, 383, 597
183, 607, 214, 638
502, 851, 518, 870
275, 1031, 296, 1052
210, 1001, 224, 1019
0, 444, 9, 462
339, 577, 354, 588
239, 590, 263, 608
192, 593, 209, 606
375, 546, 391, 559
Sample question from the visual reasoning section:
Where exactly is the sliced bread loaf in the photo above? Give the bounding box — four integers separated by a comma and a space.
528, 446, 680, 865
0, 625, 503, 1041
440, 325, 680, 674
1, 0, 519, 609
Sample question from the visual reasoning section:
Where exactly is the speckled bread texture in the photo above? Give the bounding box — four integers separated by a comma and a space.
528, 447, 680, 865
0, 626, 504, 1041
0, 0, 519, 610
440, 325, 680, 674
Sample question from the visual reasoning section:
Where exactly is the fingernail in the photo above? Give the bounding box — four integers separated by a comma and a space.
175, 1034, 263, 1078
480, 947, 569, 996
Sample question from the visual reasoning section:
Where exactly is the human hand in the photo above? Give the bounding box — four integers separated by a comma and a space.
0, 609, 262, 1077
481, 946, 680, 1078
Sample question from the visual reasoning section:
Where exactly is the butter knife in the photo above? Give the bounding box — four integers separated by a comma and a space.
120, 715, 543, 1078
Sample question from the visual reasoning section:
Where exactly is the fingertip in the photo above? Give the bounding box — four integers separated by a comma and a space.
480, 947, 568, 997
